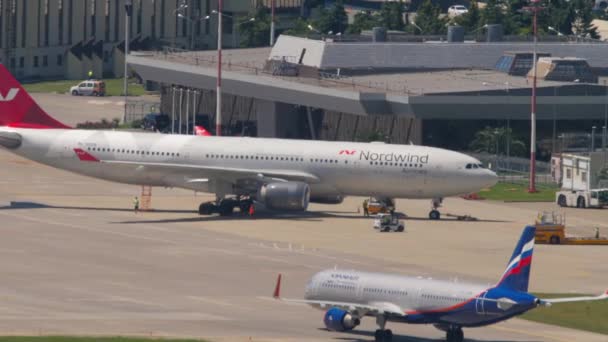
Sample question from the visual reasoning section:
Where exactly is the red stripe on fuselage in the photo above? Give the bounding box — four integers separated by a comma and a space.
74, 148, 99, 162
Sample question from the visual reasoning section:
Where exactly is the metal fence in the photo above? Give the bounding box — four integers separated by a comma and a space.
125, 100, 160, 123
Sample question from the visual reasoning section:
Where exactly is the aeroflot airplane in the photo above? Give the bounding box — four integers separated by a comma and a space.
273, 226, 608, 342
0, 64, 496, 217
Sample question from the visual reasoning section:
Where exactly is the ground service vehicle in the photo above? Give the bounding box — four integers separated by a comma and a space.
373, 213, 405, 232
70, 80, 106, 96
534, 211, 608, 245
556, 153, 608, 208
367, 198, 395, 215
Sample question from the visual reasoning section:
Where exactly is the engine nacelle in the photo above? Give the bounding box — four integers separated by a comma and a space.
310, 194, 344, 204
323, 307, 360, 332
257, 181, 310, 211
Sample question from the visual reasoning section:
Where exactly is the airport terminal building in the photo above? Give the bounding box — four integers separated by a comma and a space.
0, 0, 301, 80
128, 34, 608, 150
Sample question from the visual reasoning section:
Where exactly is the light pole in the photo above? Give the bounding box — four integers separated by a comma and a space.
591, 126, 596, 152
123, 0, 133, 124
178, 13, 206, 50
270, 0, 276, 46
216, 1, 223, 136
602, 80, 608, 151
524, 0, 544, 193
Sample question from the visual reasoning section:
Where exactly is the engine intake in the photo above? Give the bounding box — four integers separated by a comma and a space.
257, 181, 310, 211
323, 307, 360, 332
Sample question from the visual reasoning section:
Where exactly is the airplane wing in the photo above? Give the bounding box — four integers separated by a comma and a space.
272, 274, 405, 317
101, 160, 321, 184
538, 290, 608, 306
280, 298, 406, 317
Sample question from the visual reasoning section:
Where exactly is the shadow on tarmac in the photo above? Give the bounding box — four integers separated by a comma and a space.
0, 201, 509, 225
327, 328, 536, 342
0, 201, 196, 214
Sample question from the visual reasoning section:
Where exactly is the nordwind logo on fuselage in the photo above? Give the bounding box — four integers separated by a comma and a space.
0, 88, 19, 102
359, 150, 429, 164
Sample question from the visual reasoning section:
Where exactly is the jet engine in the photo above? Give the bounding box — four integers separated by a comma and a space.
310, 194, 344, 204
257, 181, 310, 211
323, 307, 360, 332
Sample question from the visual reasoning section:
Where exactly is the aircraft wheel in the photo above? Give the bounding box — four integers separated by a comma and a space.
198, 202, 216, 215
218, 202, 235, 216
374, 329, 392, 342
385, 329, 393, 341
429, 210, 441, 220
577, 197, 586, 209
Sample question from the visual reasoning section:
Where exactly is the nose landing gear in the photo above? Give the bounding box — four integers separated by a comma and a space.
446, 326, 464, 342
429, 197, 443, 220
374, 315, 393, 342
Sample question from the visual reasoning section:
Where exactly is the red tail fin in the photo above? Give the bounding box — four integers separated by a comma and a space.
195, 125, 212, 136
0, 64, 70, 129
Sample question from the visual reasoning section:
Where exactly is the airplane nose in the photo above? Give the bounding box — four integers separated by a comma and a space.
485, 169, 498, 188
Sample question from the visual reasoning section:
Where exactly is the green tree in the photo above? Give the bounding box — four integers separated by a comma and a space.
315, 0, 348, 34
347, 11, 381, 34
571, 0, 600, 39
238, 6, 271, 48
455, 0, 481, 32
481, 0, 505, 26
284, 18, 312, 36
413, 0, 446, 35
379, 0, 406, 31
469, 127, 526, 157
546, 0, 575, 35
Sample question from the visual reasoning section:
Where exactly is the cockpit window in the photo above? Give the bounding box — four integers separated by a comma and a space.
466, 164, 472, 169
473, 164, 478, 169
477, 164, 484, 168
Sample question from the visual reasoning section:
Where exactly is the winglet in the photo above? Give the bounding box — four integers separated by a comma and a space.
273, 274, 282, 299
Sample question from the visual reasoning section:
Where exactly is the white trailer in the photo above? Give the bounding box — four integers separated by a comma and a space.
555, 153, 608, 208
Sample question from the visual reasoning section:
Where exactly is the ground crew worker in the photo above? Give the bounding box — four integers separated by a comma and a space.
248, 203, 255, 218
596, 227, 600, 239
133, 196, 140, 213
363, 199, 369, 217
88, 70, 94, 79
382, 214, 390, 225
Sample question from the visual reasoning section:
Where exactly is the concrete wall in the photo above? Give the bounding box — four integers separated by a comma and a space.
270, 35, 326, 66
270, 35, 608, 70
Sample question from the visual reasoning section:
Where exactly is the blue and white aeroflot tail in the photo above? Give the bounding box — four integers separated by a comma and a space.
273, 226, 608, 342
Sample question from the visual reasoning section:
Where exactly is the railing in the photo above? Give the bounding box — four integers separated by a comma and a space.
125, 100, 161, 123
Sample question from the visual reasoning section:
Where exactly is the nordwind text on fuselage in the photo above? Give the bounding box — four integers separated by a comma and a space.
359, 150, 429, 164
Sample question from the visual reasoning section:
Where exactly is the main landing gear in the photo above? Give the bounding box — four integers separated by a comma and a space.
429, 197, 443, 220
374, 315, 393, 342
198, 197, 253, 216
446, 326, 464, 342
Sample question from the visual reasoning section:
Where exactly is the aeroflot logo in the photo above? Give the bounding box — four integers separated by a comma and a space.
0, 88, 19, 102
339, 150, 356, 155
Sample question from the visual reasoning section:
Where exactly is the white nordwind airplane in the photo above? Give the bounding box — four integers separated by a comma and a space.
273, 226, 608, 342
0, 64, 497, 217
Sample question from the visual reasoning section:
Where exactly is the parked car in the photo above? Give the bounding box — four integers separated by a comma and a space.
70, 80, 106, 96
448, 5, 468, 17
